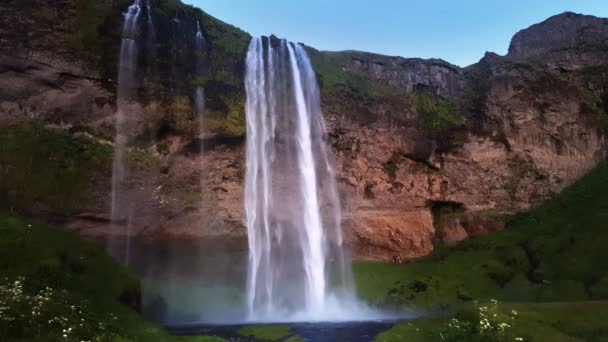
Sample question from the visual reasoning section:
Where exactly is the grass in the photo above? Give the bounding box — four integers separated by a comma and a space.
376, 301, 608, 342
354, 161, 608, 309
353, 161, 608, 340
237, 325, 292, 341
0, 214, 222, 341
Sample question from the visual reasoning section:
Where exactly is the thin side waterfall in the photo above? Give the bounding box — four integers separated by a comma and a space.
110, 0, 143, 264
146, 0, 153, 29
144, 0, 156, 76
195, 20, 205, 48
194, 20, 205, 116
244, 37, 372, 322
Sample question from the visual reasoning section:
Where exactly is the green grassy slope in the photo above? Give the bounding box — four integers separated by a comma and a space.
0, 215, 222, 342
354, 161, 608, 309
352, 161, 608, 341
376, 301, 608, 342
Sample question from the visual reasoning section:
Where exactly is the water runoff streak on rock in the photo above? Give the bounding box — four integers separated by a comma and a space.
110, 0, 143, 264
244, 36, 377, 322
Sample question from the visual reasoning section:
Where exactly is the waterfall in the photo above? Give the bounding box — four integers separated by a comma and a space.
145, 0, 156, 74
244, 37, 364, 322
145, 0, 153, 28
110, 0, 143, 264
195, 20, 205, 48
194, 20, 205, 116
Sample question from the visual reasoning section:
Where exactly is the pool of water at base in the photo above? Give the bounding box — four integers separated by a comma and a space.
167, 320, 399, 342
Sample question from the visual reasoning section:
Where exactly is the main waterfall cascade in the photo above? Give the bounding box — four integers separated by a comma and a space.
110, 0, 143, 263
245, 37, 374, 322
109, 2, 388, 323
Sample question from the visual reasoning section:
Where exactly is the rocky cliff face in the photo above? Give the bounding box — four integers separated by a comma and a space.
0, 1, 606, 261
508, 12, 608, 67
327, 51, 465, 98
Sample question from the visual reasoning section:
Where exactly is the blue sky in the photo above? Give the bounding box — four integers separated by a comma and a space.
183, 0, 608, 66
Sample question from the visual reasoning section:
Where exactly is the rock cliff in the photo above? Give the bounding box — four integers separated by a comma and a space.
508, 12, 608, 67
0, 1, 606, 261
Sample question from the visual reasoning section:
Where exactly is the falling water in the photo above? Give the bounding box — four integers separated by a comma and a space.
244, 37, 370, 322
144, 0, 156, 70
195, 20, 205, 48
145, 0, 153, 28
194, 20, 205, 116
110, 0, 143, 263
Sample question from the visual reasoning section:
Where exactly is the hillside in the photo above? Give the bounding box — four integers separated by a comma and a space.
0, 1, 606, 262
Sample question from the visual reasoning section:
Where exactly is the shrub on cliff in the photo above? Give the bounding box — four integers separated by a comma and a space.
411, 92, 465, 135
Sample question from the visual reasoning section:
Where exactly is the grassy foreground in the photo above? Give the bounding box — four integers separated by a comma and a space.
0, 215, 223, 342
353, 161, 608, 341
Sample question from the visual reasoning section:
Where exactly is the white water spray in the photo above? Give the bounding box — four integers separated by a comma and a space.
244, 37, 376, 322
110, 0, 143, 263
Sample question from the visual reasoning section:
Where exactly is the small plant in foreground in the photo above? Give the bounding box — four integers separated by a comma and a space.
440, 299, 525, 342
0, 276, 118, 341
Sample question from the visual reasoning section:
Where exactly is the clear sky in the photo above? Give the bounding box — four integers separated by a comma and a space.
183, 0, 608, 67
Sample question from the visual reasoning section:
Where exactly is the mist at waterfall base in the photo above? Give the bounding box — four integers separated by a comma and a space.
109, 0, 403, 327
139, 37, 398, 325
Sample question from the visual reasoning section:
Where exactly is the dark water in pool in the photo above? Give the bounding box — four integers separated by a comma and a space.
167, 320, 398, 342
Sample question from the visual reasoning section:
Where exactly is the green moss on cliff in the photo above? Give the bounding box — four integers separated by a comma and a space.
411, 92, 465, 134
165, 96, 198, 135
26, 0, 131, 68
308, 50, 407, 126
0, 124, 112, 217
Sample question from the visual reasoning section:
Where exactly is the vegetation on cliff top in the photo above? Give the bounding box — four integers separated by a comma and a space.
10, 0, 251, 139
410, 92, 465, 135
308, 50, 409, 125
